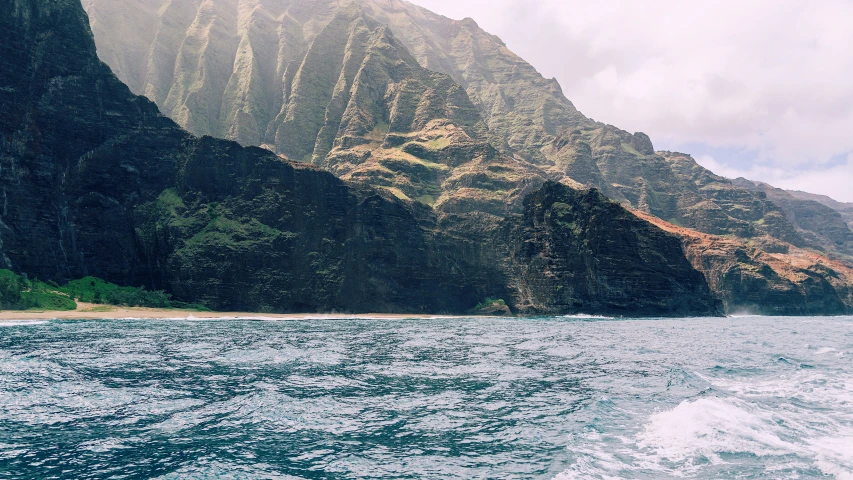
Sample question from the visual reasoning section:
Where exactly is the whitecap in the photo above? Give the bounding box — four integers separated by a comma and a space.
0, 320, 49, 327
637, 397, 797, 462
815, 347, 838, 356
555, 381, 853, 479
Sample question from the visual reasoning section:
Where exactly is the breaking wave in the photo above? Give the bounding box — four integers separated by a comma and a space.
556, 357, 853, 479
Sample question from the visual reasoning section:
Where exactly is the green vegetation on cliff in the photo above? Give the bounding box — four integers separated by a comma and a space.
61, 277, 172, 308
474, 298, 506, 310
0, 270, 77, 311
0, 270, 209, 311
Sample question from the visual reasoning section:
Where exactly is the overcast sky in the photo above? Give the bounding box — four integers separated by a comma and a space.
413, 0, 853, 202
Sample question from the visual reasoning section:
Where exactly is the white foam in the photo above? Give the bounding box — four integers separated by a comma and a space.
562, 314, 613, 320
556, 395, 853, 478
815, 347, 838, 356
638, 397, 797, 461
709, 370, 853, 409
555, 366, 853, 479
0, 320, 48, 327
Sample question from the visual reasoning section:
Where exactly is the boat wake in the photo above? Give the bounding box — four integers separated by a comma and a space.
555, 367, 853, 479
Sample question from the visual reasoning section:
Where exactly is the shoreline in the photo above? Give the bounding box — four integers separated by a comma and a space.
0, 303, 476, 321
2, 306, 850, 322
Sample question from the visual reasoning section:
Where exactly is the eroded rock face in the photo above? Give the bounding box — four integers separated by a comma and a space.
263, 7, 545, 218
84, 0, 588, 160
86, 0, 551, 221
545, 137, 808, 246
786, 190, 853, 231
0, 0, 723, 316
635, 211, 853, 316
498, 183, 722, 316
732, 178, 853, 263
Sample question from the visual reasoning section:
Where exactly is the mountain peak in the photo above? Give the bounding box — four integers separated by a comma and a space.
459, 17, 478, 27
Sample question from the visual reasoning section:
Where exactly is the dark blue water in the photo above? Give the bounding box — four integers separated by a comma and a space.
0, 316, 851, 479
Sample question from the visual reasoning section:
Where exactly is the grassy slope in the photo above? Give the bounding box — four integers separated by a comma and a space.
0, 270, 209, 312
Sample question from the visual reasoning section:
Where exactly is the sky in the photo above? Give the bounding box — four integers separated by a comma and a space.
412, 0, 853, 202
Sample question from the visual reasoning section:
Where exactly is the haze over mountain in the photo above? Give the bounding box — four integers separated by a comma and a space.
413, 0, 853, 204
786, 190, 853, 231
1, 0, 850, 315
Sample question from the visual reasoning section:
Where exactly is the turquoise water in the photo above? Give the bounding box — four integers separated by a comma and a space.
0, 316, 851, 479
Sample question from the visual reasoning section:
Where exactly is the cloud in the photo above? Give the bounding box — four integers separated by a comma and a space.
694, 154, 853, 202
773, 159, 853, 203
411, 0, 853, 200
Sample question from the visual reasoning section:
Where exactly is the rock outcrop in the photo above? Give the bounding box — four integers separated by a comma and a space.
635, 211, 853, 316
500, 183, 722, 316
0, 0, 724, 316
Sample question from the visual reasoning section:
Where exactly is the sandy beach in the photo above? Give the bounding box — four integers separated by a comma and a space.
0, 302, 461, 321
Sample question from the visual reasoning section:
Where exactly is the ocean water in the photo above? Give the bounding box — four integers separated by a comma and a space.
0, 316, 851, 479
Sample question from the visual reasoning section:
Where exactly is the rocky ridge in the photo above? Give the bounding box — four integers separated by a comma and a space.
634, 210, 853, 315
499, 183, 719, 316
732, 178, 853, 263
786, 189, 853, 232
86, 0, 552, 222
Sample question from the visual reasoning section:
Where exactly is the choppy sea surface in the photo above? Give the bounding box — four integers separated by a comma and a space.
0, 316, 851, 479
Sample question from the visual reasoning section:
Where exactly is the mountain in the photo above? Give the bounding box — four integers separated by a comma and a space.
0, 0, 725, 316
75, 0, 853, 315
83, 0, 853, 262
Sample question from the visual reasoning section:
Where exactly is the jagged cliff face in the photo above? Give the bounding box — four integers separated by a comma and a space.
83, 0, 853, 264
264, 6, 546, 218
0, 0, 485, 313
786, 190, 853, 231
83, 0, 587, 158
357, 0, 592, 162
0, 0, 724, 316
499, 183, 720, 316
636, 211, 853, 316
85, 0, 553, 221
732, 179, 853, 263
544, 132, 810, 245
